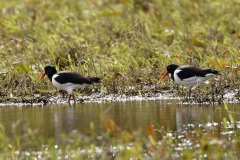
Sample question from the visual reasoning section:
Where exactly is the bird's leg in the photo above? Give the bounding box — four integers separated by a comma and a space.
188, 88, 192, 98
72, 94, 76, 104
68, 93, 76, 104
68, 94, 72, 103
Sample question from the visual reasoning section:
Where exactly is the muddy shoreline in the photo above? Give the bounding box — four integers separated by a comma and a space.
0, 89, 238, 106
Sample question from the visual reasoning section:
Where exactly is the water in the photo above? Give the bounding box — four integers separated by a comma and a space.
0, 100, 239, 142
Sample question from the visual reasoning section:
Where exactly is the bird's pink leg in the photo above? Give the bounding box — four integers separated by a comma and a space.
68, 93, 76, 104
188, 88, 192, 98
72, 94, 76, 104
68, 94, 72, 103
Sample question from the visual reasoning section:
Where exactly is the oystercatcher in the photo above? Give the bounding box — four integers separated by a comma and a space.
38, 65, 101, 103
159, 64, 220, 97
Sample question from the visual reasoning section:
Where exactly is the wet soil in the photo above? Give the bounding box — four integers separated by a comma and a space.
0, 88, 239, 106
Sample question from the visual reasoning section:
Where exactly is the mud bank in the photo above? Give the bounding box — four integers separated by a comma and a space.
0, 90, 238, 106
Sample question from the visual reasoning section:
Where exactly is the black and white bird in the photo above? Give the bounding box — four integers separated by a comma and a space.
38, 65, 101, 103
159, 64, 220, 97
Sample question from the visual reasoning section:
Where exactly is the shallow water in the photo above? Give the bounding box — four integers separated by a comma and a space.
0, 100, 239, 142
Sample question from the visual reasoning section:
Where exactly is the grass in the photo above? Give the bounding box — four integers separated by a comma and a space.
0, 0, 240, 159
0, 0, 239, 103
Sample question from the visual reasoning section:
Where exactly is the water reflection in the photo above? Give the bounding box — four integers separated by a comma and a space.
0, 100, 239, 142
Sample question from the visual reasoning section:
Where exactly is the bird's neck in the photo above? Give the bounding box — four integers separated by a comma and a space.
47, 73, 56, 82
170, 73, 175, 81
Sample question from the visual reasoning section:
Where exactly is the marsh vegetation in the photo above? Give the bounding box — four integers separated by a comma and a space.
0, 0, 239, 159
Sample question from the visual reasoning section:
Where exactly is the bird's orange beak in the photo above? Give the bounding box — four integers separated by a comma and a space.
159, 71, 169, 82
38, 73, 46, 82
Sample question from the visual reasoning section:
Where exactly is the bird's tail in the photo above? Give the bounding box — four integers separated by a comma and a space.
90, 77, 101, 83
206, 69, 221, 75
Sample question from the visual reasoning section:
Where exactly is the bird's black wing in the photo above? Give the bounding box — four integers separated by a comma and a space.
177, 66, 218, 80
55, 71, 100, 84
